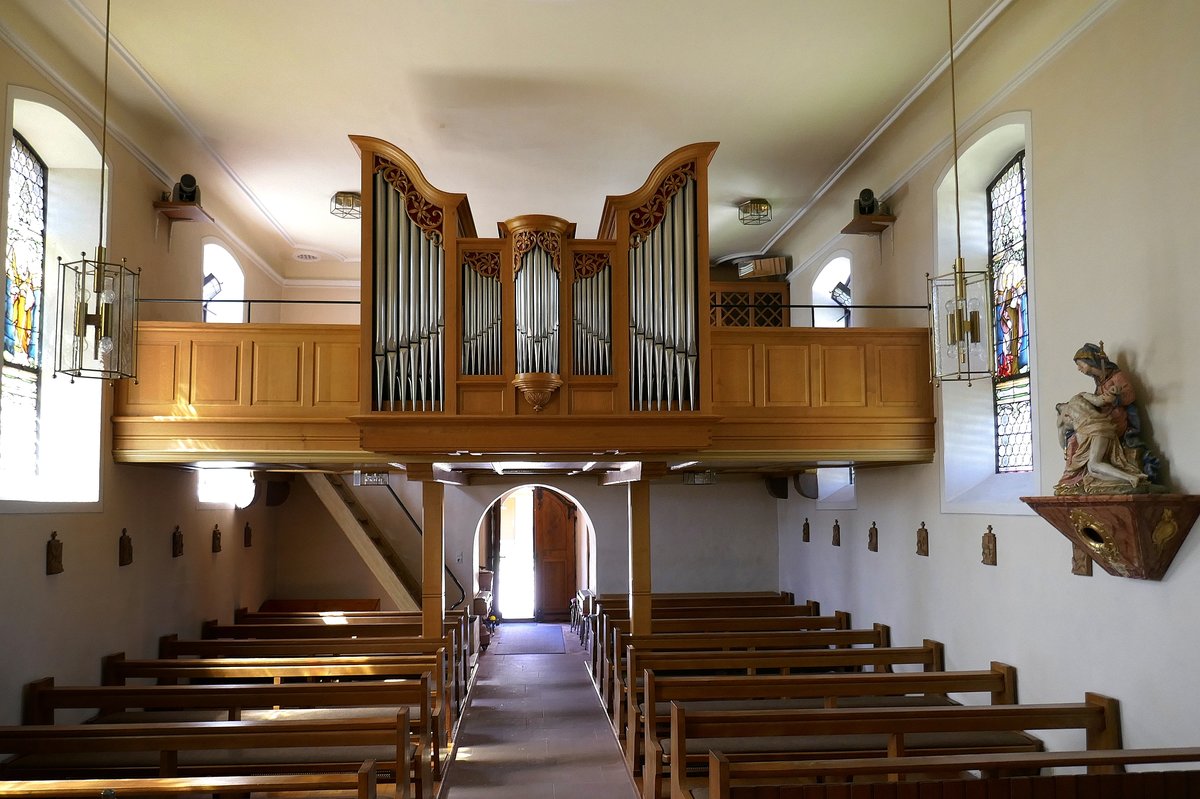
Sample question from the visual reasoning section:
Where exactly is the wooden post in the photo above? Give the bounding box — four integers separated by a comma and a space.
422, 480, 445, 638
628, 479, 652, 635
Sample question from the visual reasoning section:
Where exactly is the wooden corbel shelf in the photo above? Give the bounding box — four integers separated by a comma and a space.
154, 200, 214, 250
1021, 493, 1200, 580
841, 213, 895, 235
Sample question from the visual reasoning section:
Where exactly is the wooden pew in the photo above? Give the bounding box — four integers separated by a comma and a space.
23, 675, 443, 783
609, 623, 902, 734
704, 747, 1200, 798
631, 662, 1016, 781
0, 713, 414, 799
663, 693, 1121, 799
0, 759, 382, 799
591, 600, 817, 674
101, 651, 453, 750
596, 613, 848, 703
213, 613, 473, 711
160, 632, 463, 723
608, 620, 871, 724
259, 598, 383, 612
585, 593, 800, 653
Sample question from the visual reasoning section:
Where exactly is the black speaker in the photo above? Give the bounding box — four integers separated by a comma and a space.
172, 173, 201, 203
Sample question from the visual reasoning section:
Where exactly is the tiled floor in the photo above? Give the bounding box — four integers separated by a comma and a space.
440, 624, 638, 798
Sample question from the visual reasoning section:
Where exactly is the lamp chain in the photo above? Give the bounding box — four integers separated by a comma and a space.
98, 0, 112, 261
947, 0, 962, 266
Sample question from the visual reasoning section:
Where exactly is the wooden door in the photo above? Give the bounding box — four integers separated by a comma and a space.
532, 487, 577, 622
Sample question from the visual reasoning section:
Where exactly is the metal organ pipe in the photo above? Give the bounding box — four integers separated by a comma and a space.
371, 169, 445, 411
628, 174, 697, 411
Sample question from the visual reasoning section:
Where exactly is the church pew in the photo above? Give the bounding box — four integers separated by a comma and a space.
604, 619, 868, 719
662, 694, 1121, 799
259, 599, 383, 612
585, 593, 801, 653
631, 662, 1016, 781
703, 747, 1200, 799
594, 611, 845, 701
590, 599, 816, 673
101, 651, 453, 749
215, 613, 473, 711
618, 642, 945, 750
23, 674, 443, 782
0, 758, 381, 799
0, 713, 414, 799
161, 632, 463, 720
597, 614, 853, 715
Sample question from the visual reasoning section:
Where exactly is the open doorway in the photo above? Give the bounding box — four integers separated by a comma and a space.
477, 485, 592, 623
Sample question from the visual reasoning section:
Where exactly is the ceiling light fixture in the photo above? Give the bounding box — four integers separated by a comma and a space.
330, 190, 362, 219
55, 0, 139, 381
927, 0, 992, 384
737, 198, 772, 226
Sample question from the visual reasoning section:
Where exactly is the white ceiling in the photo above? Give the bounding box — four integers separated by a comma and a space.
7, 0, 1000, 282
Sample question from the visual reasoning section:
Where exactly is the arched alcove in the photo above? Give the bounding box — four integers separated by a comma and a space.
471, 483, 596, 622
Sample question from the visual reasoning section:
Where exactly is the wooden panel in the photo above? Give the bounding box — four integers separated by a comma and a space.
191, 341, 241, 405
251, 341, 303, 405
458, 385, 506, 415
569, 387, 616, 414
314, 341, 359, 405
817, 344, 866, 407
764, 344, 810, 406
877, 343, 926, 408
711, 343, 754, 406
125, 341, 179, 405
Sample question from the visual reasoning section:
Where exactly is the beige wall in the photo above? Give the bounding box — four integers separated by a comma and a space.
0, 34, 281, 724
777, 0, 1200, 751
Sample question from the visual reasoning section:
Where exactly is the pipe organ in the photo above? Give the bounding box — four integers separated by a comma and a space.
115, 137, 934, 464
351, 137, 719, 449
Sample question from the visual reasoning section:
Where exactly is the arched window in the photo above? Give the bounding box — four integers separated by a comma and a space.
1, 94, 104, 505
989, 152, 1031, 473
812, 255, 851, 328
935, 113, 1037, 514
202, 241, 244, 323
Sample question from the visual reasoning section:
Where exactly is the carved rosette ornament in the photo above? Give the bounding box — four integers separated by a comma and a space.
573, 251, 611, 279
373, 156, 444, 241
629, 162, 696, 247
463, 251, 501, 279
512, 230, 563, 276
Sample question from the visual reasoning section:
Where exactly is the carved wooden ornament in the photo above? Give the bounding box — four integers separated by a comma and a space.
211, 524, 222, 553
832, 519, 841, 547
916, 522, 929, 557
1022, 494, 1200, 580
171, 525, 184, 558
46, 531, 63, 575
243, 522, 253, 548
802, 517, 810, 543
119, 528, 133, 567
868, 522, 879, 552
982, 525, 997, 566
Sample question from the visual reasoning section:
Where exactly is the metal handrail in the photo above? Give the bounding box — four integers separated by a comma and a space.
381, 482, 467, 611
139, 297, 358, 323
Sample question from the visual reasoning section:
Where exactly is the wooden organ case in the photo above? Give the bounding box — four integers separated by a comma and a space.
351, 137, 722, 458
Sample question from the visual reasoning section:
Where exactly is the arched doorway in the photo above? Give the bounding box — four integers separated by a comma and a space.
476, 485, 594, 623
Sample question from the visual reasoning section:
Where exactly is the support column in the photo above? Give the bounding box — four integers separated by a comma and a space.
628, 478, 652, 635
421, 479, 445, 639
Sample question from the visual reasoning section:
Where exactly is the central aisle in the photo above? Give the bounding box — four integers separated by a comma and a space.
440, 623, 638, 798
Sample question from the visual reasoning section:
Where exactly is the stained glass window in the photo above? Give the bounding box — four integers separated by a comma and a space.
988, 151, 1031, 474
1, 132, 48, 478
